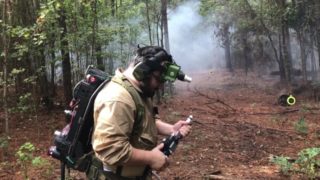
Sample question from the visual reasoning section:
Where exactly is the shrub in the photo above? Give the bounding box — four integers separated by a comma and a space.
270, 155, 293, 175
271, 147, 320, 179
16, 142, 35, 179
294, 117, 308, 135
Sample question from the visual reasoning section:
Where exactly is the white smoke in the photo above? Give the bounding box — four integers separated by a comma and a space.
168, 1, 224, 71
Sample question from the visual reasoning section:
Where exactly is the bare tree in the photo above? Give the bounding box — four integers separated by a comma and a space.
161, 0, 170, 52
58, 2, 72, 105
145, 0, 153, 45
92, 0, 104, 70
2, 0, 11, 134
222, 23, 233, 72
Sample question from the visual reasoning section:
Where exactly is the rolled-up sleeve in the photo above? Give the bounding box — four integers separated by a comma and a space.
93, 99, 135, 166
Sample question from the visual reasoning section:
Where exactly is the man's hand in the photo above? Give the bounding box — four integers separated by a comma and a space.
149, 143, 169, 171
173, 120, 191, 137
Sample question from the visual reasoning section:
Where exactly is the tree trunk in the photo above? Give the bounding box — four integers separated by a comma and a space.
156, 14, 160, 46
14, 0, 33, 96
242, 33, 251, 75
278, 33, 286, 81
317, 31, 320, 71
244, 0, 280, 65
222, 24, 232, 72
106, 0, 116, 75
49, 30, 56, 97
2, 0, 11, 134
158, 0, 172, 102
160, 13, 164, 48
161, 0, 170, 52
38, 49, 50, 100
297, 30, 307, 83
313, 0, 320, 73
145, 0, 153, 45
96, 45, 104, 70
50, 55, 56, 96
107, 58, 114, 75
58, 3, 73, 105
310, 32, 316, 80
281, 25, 292, 83
111, 0, 116, 16
91, 0, 97, 65
92, 0, 104, 70
278, 0, 292, 84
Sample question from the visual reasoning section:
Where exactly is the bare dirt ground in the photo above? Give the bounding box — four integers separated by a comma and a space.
1, 69, 320, 179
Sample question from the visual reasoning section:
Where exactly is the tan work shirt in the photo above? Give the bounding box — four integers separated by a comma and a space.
92, 71, 158, 177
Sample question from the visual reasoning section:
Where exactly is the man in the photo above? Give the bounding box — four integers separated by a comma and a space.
90, 46, 191, 180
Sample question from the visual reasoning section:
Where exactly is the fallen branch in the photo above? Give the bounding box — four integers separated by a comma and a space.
193, 88, 237, 112
205, 175, 233, 180
244, 109, 299, 116
221, 118, 298, 136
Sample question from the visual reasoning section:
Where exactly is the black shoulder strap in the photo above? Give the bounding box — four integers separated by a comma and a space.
111, 75, 145, 137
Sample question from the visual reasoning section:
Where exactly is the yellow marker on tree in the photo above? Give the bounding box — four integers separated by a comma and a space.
287, 95, 296, 106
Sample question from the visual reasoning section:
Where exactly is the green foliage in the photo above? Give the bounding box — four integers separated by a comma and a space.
10, 68, 26, 76
16, 142, 53, 179
9, 93, 35, 118
295, 148, 320, 178
294, 117, 308, 135
16, 142, 35, 163
17, 93, 33, 113
32, 157, 54, 179
271, 147, 320, 179
16, 142, 36, 179
31, 156, 46, 167
9, 25, 46, 60
270, 155, 293, 175
23, 75, 37, 85
0, 136, 10, 161
0, 136, 10, 149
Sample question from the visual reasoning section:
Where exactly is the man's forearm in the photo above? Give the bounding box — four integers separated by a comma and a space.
123, 145, 167, 171
156, 120, 174, 136
123, 148, 153, 166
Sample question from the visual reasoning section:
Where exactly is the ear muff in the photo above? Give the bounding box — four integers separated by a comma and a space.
133, 61, 151, 81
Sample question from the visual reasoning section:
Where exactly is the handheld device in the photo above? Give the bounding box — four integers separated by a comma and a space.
161, 115, 193, 156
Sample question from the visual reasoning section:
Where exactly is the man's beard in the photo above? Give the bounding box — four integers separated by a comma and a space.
140, 79, 157, 98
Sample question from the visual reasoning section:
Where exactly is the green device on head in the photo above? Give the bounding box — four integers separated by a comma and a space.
162, 63, 181, 82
